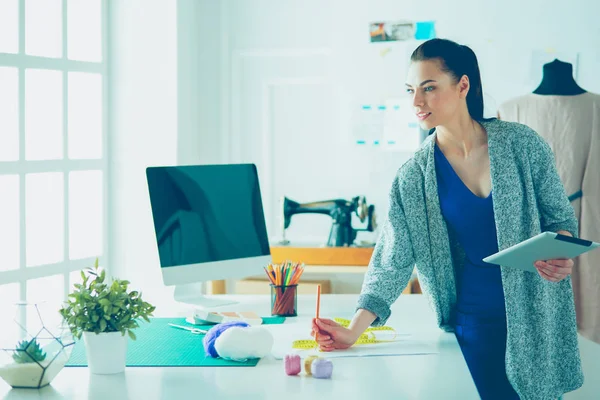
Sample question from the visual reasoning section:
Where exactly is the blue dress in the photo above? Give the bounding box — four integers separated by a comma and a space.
434, 143, 520, 400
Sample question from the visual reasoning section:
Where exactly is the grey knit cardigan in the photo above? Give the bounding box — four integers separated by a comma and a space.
356, 118, 584, 399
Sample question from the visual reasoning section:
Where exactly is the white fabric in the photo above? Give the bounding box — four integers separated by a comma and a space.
214, 326, 274, 360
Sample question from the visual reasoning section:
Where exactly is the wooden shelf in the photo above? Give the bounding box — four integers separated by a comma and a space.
206, 246, 423, 295
206, 246, 375, 295
270, 246, 374, 266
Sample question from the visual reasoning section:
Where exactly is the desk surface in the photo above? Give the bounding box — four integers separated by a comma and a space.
0, 294, 478, 400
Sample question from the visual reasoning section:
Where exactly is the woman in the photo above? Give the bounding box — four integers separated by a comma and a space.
311, 39, 583, 399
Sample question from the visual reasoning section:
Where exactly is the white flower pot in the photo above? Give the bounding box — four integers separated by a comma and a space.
83, 331, 128, 375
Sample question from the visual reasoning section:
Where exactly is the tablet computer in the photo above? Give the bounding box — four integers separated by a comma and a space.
483, 232, 600, 273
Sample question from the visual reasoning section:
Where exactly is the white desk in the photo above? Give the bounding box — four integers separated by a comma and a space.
0, 294, 478, 400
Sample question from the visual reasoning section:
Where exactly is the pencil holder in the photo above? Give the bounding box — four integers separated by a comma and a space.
270, 285, 297, 317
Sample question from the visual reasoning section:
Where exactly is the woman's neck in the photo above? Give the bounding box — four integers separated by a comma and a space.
435, 114, 486, 159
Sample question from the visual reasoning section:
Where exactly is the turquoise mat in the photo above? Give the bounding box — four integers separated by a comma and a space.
65, 316, 285, 367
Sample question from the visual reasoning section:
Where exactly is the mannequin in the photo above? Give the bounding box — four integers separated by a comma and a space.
533, 59, 586, 95
498, 66, 600, 345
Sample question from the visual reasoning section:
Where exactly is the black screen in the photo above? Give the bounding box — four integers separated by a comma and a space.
146, 164, 270, 268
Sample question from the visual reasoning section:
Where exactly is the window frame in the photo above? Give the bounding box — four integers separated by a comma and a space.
0, 0, 109, 303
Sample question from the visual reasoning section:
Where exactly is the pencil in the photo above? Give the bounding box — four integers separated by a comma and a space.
316, 284, 321, 320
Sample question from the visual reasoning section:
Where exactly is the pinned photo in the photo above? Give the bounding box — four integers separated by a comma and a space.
369, 21, 414, 42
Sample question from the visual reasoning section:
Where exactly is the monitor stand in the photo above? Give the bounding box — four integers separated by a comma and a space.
174, 282, 239, 309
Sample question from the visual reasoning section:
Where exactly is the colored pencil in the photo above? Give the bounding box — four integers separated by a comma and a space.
265, 261, 305, 316
264, 262, 304, 287
316, 284, 321, 320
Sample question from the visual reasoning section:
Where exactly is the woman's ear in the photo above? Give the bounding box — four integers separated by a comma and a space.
459, 75, 470, 99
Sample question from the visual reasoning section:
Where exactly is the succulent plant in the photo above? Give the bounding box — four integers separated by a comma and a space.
12, 339, 47, 364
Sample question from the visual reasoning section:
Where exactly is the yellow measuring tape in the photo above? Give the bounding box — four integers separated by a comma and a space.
291, 318, 398, 350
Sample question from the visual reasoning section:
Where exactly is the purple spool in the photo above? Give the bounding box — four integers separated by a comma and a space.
202, 321, 250, 358
311, 358, 333, 379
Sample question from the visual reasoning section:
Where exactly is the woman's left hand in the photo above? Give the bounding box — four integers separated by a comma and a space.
534, 258, 573, 282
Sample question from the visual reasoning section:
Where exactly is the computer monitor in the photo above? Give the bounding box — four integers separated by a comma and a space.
146, 163, 271, 308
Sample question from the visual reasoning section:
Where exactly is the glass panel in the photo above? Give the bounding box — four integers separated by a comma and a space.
69, 170, 103, 260
0, 67, 19, 161
0, 175, 20, 271
69, 270, 82, 292
0, 283, 20, 342
26, 274, 64, 329
25, 69, 63, 161
25, 0, 62, 58
69, 260, 103, 290
0, 283, 20, 312
26, 173, 64, 267
67, 0, 102, 62
68, 72, 102, 159
0, 0, 18, 54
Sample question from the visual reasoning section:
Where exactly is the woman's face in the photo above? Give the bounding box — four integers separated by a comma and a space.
405, 60, 468, 130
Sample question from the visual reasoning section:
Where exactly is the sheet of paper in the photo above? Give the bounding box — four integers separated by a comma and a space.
414, 21, 436, 40
264, 322, 439, 360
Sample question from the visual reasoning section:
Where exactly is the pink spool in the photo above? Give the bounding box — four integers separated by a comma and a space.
284, 354, 301, 376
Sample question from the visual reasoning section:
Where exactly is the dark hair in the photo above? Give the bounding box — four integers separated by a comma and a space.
410, 38, 484, 121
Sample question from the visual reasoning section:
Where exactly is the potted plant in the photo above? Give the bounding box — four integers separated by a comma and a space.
12, 339, 47, 365
0, 339, 49, 388
59, 259, 156, 374
0, 302, 76, 389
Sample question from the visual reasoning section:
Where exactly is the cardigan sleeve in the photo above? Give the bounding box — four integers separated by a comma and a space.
356, 173, 415, 326
527, 128, 579, 237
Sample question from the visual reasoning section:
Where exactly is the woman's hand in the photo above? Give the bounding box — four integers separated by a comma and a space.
535, 230, 575, 282
534, 258, 573, 282
310, 318, 358, 352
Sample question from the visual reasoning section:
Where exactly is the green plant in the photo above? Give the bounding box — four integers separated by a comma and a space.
12, 339, 47, 364
59, 258, 156, 340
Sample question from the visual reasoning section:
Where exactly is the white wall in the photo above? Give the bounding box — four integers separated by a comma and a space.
108, 0, 600, 294
219, 0, 600, 246
107, 2, 600, 285
176, 0, 224, 166
107, 0, 178, 308
209, 0, 600, 296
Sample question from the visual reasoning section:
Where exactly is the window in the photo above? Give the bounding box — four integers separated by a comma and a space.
0, 0, 107, 313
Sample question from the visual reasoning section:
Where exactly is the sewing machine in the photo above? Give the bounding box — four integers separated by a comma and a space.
280, 196, 377, 247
